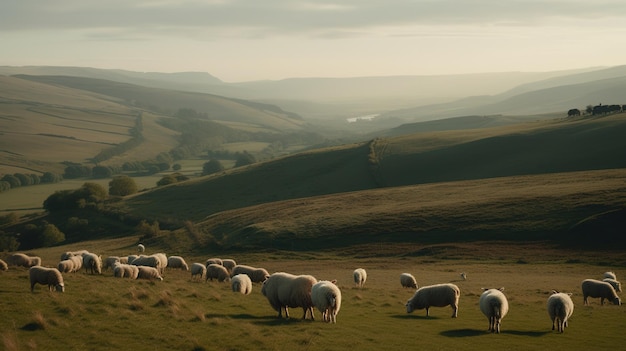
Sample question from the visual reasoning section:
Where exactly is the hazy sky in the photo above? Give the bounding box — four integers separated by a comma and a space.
2, 0, 626, 82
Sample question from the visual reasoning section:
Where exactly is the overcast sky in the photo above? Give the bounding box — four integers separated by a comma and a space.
2, 0, 626, 82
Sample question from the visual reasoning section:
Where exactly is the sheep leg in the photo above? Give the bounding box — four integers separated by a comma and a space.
451, 304, 458, 318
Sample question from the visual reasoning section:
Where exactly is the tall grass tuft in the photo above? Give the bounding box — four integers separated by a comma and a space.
21, 311, 47, 331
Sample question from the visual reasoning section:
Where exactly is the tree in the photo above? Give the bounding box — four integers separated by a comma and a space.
172, 163, 182, 171
77, 182, 108, 203
40, 223, 65, 247
1, 174, 20, 188
109, 176, 138, 196
202, 159, 224, 175
41, 172, 62, 183
157, 175, 178, 187
234, 152, 256, 168
92, 165, 113, 178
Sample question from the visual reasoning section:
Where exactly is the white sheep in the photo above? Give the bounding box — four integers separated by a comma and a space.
206, 263, 230, 282
29, 266, 64, 292
153, 253, 168, 273
127, 255, 139, 264
222, 258, 237, 272
114, 263, 139, 279
57, 259, 75, 273
460, 272, 467, 280
547, 291, 574, 333
137, 244, 145, 253
602, 278, 622, 292
82, 252, 102, 274
205, 257, 223, 266
261, 272, 317, 320
130, 254, 161, 271
400, 273, 418, 289
60, 250, 88, 260
479, 288, 509, 333
103, 256, 120, 272
231, 273, 253, 295
311, 280, 342, 323
68, 255, 83, 272
582, 279, 621, 305
7, 253, 41, 268
137, 266, 163, 281
603, 271, 617, 280
0, 258, 7, 271
167, 255, 189, 271
118, 256, 129, 264
406, 283, 460, 317
353, 268, 367, 288
231, 264, 270, 283
190, 263, 207, 280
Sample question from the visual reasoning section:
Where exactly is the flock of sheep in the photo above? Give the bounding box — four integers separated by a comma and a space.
0, 247, 622, 332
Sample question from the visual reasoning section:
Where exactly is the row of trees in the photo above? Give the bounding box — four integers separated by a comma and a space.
0, 172, 63, 193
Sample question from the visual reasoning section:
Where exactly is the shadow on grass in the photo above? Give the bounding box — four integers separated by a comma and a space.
204, 313, 314, 326
440, 329, 550, 338
391, 314, 444, 320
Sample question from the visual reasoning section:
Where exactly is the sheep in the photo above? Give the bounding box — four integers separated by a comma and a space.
103, 256, 120, 272
118, 256, 129, 264
82, 253, 102, 274
479, 288, 509, 333
603, 278, 622, 292
7, 253, 41, 268
582, 279, 621, 305
191, 263, 207, 280
60, 250, 88, 260
136, 266, 163, 281
130, 255, 161, 271
231, 264, 270, 283
114, 263, 139, 279
167, 256, 189, 271
547, 291, 574, 333
68, 255, 83, 272
406, 283, 461, 317
231, 273, 253, 295
311, 280, 342, 323
222, 258, 237, 272
205, 257, 223, 266
57, 259, 75, 273
29, 266, 64, 292
127, 255, 139, 264
261, 272, 317, 320
137, 244, 145, 253
153, 253, 168, 273
460, 272, 467, 280
400, 273, 418, 289
0, 258, 7, 271
603, 271, 617, 280
353, 268, 367, 288
206, 263, 230, 282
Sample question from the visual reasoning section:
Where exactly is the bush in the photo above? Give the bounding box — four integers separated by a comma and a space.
1, 174, 20, 188
40, 223, 65, 247
234, 152, 256, 168
92, 165, 114, 178
41, 172, 62, 183
109, 176, 138, 196
202, 159, 224, 176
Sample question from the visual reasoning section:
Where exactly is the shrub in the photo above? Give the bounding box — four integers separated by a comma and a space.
40, 223, 65, 247
202, 159, 224, 175
1, 174, 20, 188
109, 176, 138, 196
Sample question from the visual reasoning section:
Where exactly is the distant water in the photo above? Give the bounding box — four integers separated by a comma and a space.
347, 114, 379, 123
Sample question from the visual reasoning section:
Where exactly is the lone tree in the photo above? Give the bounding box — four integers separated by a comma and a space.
109, 175, 138, 196
234, 152, 256, 168
202, 159, 224, 176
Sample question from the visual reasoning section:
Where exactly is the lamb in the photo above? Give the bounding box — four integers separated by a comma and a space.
0, 258, 7, 271
82, 252, 102, 274
57, 259, 75, 273
311, 280, 342, 323
231, 273, 253, 295
582, 279, 621, 305
261, 272, 317, 320
406, 283, 460, 317
137, 244, 145, 252
206, 263, 230, 282
7, 253, 41, 268
400, 273, 418, 289
136, 266, 163, 281
103, 256, 120, 271
231, 264, 270, 283
603, 271, 617, 280
479, 288, 509, 333
29, 266, 64, 292
603, 278, 622, 292
222, 258, 237, 272
167, 256, 189, 271
547, 291, 574, 333
190, 263, 206, 280
353, 268, 367, 288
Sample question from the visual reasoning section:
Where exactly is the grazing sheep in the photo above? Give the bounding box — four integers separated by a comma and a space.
29, 266, 64, 292
114, 263, 139, 279
68, 255, 83, 272
353, 268, 367, 288
406, 283, 461, 317
400, 273, 418, 289
153, 253, 168, 273
231, 264, 270, 283
222, 258, 237, 272
582, 279, 621, 305
57, 259, 75, 273
205, 257, 223, 266
7, 253, 41, 268
479, 288, 509, 333
127, 255, 139, 264
460, 272, 467, 280
137, 244, 145, 253
137, 266, 163, 281
60, 250, 89, 260
603, 278, 622, 292
311, 280, 342, 323
82, 253, 102, 274
547, 291, 574, 333
167, 256, 189, 271
103, 256, 120, 272
130, 255, 161, 271
206, 263, 230, 282
231, 273, 253, 295
261, 272, 317, 319
0, 258, 7, 271
118, 256, 129, 264
603, 271, 617, 280
191, 263, 207, 280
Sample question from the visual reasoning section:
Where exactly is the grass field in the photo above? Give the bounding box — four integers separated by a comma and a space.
1, 237, 624, 351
